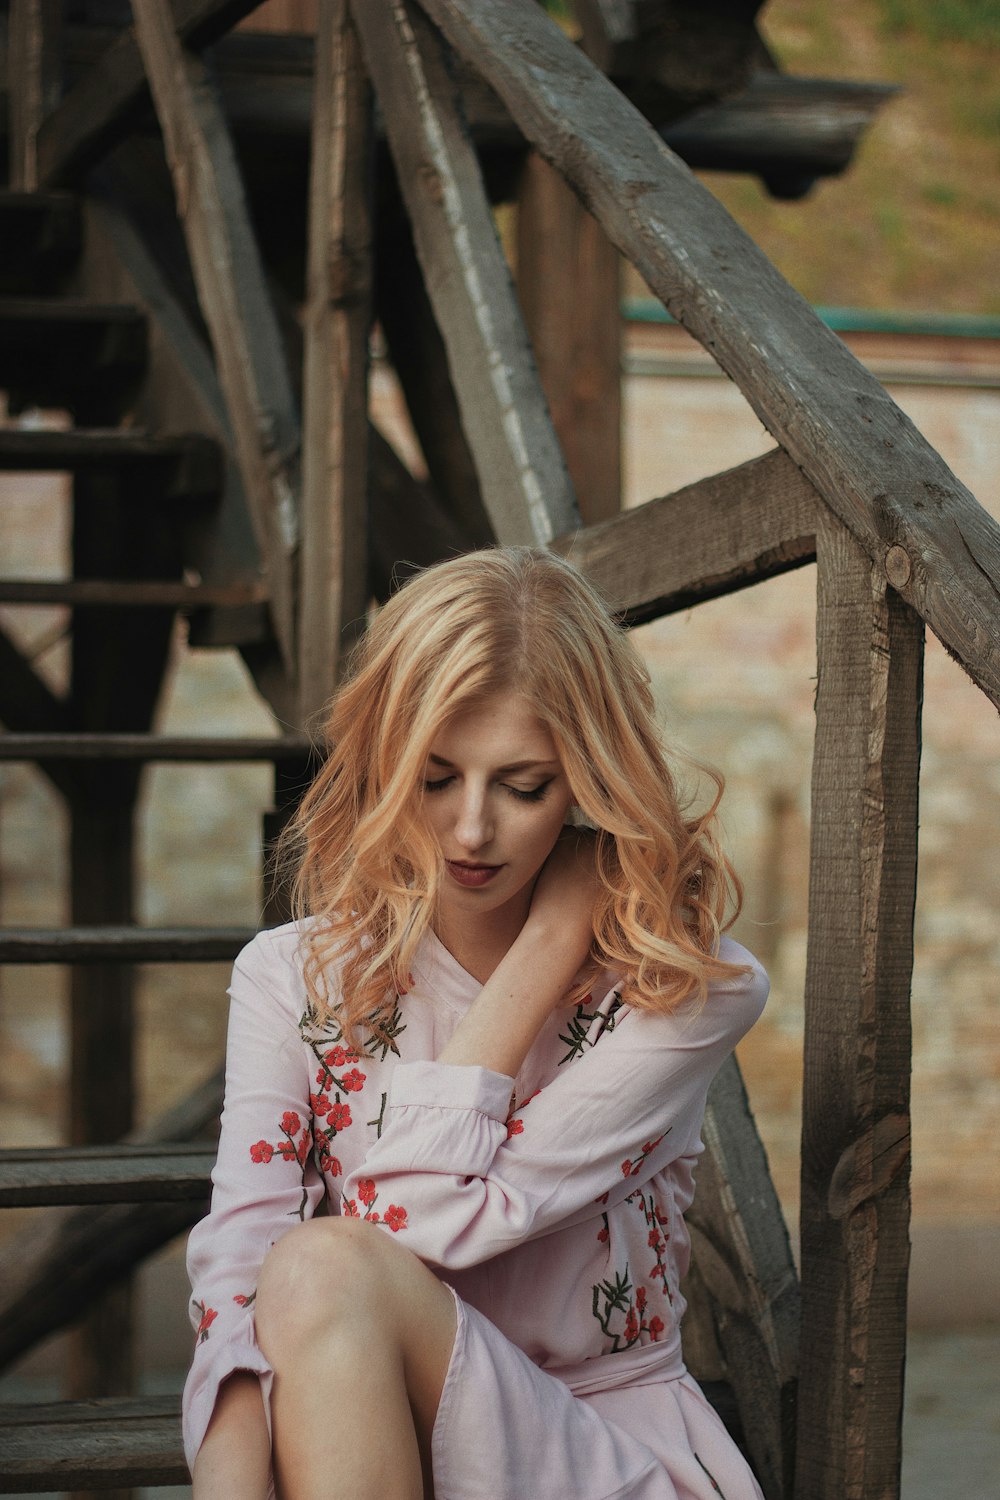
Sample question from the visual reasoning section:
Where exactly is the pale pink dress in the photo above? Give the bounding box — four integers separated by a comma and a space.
183, 920, 769, 1499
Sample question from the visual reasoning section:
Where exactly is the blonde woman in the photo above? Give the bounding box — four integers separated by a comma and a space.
184, 546, 768, 1500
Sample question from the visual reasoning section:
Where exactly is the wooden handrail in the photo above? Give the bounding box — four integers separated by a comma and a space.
416, 0, 1000, 712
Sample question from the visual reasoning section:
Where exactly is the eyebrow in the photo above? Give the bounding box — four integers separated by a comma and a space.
427, 753, 559, 774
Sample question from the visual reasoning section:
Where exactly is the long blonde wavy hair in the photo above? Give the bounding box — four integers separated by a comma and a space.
286, 546, 746, 1051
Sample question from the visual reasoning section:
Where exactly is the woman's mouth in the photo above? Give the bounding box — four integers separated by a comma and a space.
446, 860, 502, 888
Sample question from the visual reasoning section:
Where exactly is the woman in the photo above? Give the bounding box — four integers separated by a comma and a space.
184, 546, 768, 1500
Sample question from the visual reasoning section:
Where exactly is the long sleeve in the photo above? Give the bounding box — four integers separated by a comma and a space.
182, 931, 324, 1471
341, 938, 768, 1270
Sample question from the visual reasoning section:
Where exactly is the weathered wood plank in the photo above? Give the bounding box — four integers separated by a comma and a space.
351, 0, 577, 546
516, 150, 622, 525
0, 926, 253, 962
299, 0, 372, 716
0, 1071, 222, 1371
0, 1145, 214, 1207
131, 0, 300, 673
34, 0, 261, 187
417, 0, 1000, 709
686, 1054, 799, 1500
0, 429, 221, 499
0, 733, 310, 761
375, 178, 494, 549
797, 509, 922, 1500
0, 580, 266, 607
553, 447, 817, 623
0, 1395, 186, 1489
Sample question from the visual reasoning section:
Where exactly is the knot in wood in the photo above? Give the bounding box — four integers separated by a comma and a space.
884, 545, 912, 590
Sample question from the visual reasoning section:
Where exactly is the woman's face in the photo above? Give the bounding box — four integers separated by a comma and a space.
420, 689, 574, 947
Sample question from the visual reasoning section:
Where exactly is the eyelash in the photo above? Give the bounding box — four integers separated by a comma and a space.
423, 777, 553, 804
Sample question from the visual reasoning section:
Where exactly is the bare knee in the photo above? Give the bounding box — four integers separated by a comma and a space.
256, 1217, 397, 1358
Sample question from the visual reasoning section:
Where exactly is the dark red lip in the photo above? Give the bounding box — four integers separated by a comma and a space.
446, 860, 502, 888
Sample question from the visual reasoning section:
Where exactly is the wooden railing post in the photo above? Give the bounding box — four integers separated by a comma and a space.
299, 0, 372, 718
516, 150, 622, 526
797, 510, 923, 1499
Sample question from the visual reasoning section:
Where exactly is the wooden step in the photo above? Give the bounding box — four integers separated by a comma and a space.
0, 1394, 186, 1491
0, 426, 222, 497
0, 296, 147, 413
0, 732, 312, 762
0, 578, 267, 607
0, 926, 255, 963
0, 1144, 214, 1208
0, 190, 82, 293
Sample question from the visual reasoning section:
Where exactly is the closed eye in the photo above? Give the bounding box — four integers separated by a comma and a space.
505, 780, 553, 803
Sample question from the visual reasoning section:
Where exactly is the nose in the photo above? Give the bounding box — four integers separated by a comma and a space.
454, 785, 493, 854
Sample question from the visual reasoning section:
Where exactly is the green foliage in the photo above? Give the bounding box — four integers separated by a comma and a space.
877, 0, 1000, 46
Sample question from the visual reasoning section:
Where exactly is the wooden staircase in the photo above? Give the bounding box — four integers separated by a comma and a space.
0, 181, 308, 1491
0, 2, 998, 1497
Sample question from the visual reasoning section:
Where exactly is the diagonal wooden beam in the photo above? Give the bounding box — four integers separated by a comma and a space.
35, 0, 261, 187
554, 447, 817, 622
416, 0, 1000, 710
299, 0, 372, 717
351, 0, 577, 546
130, 0, 300, 675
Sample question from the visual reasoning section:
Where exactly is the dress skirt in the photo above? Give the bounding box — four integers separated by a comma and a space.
431, 1288, 765, 1500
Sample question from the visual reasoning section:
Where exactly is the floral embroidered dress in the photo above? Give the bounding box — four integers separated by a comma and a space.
184, 920, 769, 1500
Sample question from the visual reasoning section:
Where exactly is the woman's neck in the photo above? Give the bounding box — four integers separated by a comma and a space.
432, 895, 532, 984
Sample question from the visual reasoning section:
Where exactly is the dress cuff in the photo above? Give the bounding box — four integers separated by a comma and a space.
387, 1061, 514, 1118
181, 1336, 274, 1474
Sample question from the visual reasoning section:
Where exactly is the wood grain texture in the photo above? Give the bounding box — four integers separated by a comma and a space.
516, 151, 622, 525
131, 0, 300, 671
0, 1395, 186, 1488
686, 1055, 799, 1499
0, 1145, 214, 1207
416, 0, 1000, 709
797, 509, 922, 1500
553, 447, 817, 622
0, 1072, 221, 1371
350, 0, 577, 545
299, 0, 372, 716
0, 926, 253, 962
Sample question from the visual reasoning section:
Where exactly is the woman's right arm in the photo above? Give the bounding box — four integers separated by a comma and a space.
192, 1373, 270, 1499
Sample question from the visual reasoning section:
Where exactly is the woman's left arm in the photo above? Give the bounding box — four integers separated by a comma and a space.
341, 935, 768, 1269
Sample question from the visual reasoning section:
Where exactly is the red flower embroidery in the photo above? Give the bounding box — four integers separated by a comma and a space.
623, 1307, 639, 1342
621, 1159, 634, 1177
310, 1093, 331, 1116
343, 1198, 360, 1217
281, 1111, 302, 1137
250, 1140, 273, 1164
340, 1068, 366, 1093
507, 1117, 524, 1139
324, 1046, 349, 1067
319, 1152, 342, 1177
648, 1228, 661, 1248
384, 1204, 408, 1232
233, 1291, 257, 1308
328, 1101, 352, 1131
636, 1286, 647, 1312
648, 1316, 664, 1341
357, 1178, 377, 1207
364, 1211, 380, 1223
597, 1224, 609, 1243
194, 1301, 217, 1343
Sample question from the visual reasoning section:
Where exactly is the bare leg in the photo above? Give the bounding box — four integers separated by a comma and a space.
255, 1217, 458, 1500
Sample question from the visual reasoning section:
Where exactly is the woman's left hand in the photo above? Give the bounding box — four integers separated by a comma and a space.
523, 827, 600, 953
